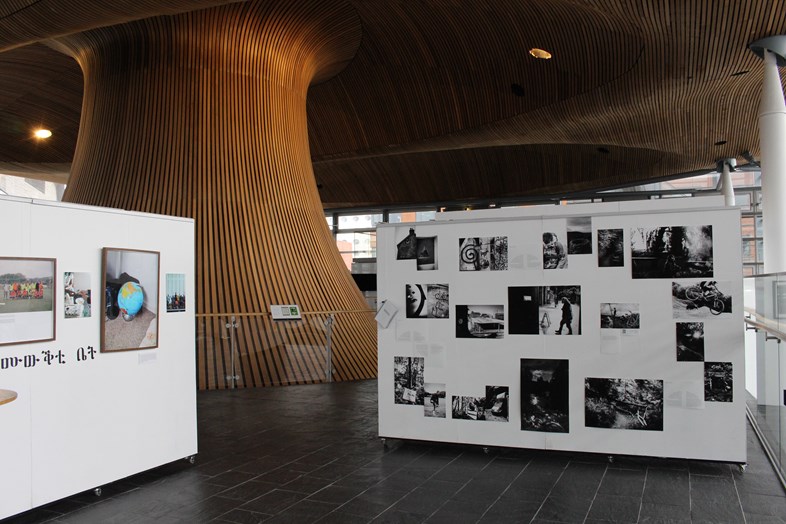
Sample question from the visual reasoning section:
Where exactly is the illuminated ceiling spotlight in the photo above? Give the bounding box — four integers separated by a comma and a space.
529, 48, 552, 60
33, 128, 52, 139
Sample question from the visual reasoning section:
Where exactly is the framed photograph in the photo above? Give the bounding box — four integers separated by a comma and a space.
64, 271, 92, 319
101, 248, 160, 352
166, 273, 186, 313
0, 257, 56, 346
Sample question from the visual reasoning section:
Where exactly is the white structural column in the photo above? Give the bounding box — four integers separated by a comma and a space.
757, 47, 786, 273
719, 159, 736, 207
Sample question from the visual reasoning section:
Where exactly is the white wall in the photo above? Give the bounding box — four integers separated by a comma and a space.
0, 195, 197, 520
378, 197, 746, 462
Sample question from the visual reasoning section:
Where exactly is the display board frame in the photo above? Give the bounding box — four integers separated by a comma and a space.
0, 195, 197, 520
377, 197, 745, 463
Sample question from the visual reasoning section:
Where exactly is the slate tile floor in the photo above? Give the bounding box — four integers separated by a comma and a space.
4, 379, 786, 523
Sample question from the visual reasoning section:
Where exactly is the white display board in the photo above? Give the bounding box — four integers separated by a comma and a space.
0, 196, 197, 520
377, 197, 745, 463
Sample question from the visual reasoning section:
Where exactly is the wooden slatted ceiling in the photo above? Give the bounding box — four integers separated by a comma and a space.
50, 0, 374, 389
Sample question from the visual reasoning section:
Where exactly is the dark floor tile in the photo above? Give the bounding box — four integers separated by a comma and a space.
642, 469, 690, 507
371, 510, 426, 523
533, 495, 593, 523
740, 492, 786, 518
597, 468, 646, 498
308, 485, 367, 505
263, 500, 339, 524
253, 468, 305, 485
162, 495, 240, 522
637, 502, 690, 523
215, 508, 274, 524
315, 511, 370, 524
585, 494, 640, 523
688, 460, 733, 477
735, 471, 786, 497
239, 489, 307, 514
478, 497, 541, 523
219, 480, 279, 501
425, 498, 490, 524
338, 487, 409, 519
281, 474, 335, 495
689, 474, 737, 501
690, 496, 745, 522
209, 471, 260, 488
744, 515, 786, 524
390, 486, 452, 516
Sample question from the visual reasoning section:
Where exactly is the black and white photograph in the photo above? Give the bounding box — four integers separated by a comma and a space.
676, 322, 704, 361
705, 362, 733, 402
672, 280, 732, 318
406, 283, 449, 318
451, 386, 509, 422
508, 285, 581, 335
424, 383, 446, 418
585, 378, 664, 431
459, 236, 508, 271
416, 236, 438, 270
598, 228, 624, 267
64, 271, 91, 319
543, 232, 568, 269
600, 303, 640, 330
394, 356, 425, 405
567, 217, 592, 255
631, 225, 713, 279
396, 228, 418, 260
455, 305, 504, 339
520, 359, 569, 433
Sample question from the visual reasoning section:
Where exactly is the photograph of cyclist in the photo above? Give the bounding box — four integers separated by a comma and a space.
630, 225, 713, 279
600, 302, 640, 330
672, 280, 732, 318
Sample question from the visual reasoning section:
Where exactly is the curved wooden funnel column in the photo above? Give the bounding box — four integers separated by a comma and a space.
53, 0, 377, 388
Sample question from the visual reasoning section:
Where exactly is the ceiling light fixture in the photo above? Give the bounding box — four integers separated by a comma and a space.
714, 140, 727, 146
33, 128, 52, 139
529, 48, 552, 60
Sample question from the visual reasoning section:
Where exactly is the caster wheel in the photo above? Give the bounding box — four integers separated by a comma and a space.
608, 455, 615, 463
739, 463, 747, 473
187, 455, 196, 464
483, 447, 490, 455
94, 487, 102, 497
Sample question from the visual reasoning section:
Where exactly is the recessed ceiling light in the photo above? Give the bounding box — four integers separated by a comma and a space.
33, 128, 52, 139
731, 70, 749, 77
529, 48, 552, 60
714, 140, 727, 146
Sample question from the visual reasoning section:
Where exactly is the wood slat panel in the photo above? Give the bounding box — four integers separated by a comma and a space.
51, 0, 375, 389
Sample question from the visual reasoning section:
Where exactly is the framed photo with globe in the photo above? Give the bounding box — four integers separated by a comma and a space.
101, 247, 160, 352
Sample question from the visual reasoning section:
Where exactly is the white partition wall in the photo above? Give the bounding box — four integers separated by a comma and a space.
377, 197, 745, 463
0, 196, 197, 520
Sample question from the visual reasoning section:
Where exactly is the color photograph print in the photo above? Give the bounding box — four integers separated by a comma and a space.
672, 280, 732, 318
458, 236, 508, 271
101, 248, 160, 352
585, 378, 664, 431
424, 383, 446, 418
597, 228, 624, 267
452, 386, 509, 422
394, 356, 425, 405
567, 217, 592, 255
416, 237, 437, 270
600, 303, 640, 330
631, 225, 713, 279
521, 359, 569, 433
455, 305, 504, 339
508, 285, 581, 335
705, 362, 733, 402
405, 283, 449, 318
676, 322, 704, 361
543, 232, 567, 269
64, 271, 91, 319
0, 257, 55, 346
166, 273, 186, 313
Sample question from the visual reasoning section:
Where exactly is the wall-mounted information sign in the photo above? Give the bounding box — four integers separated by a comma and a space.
270, 304, 302, 320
